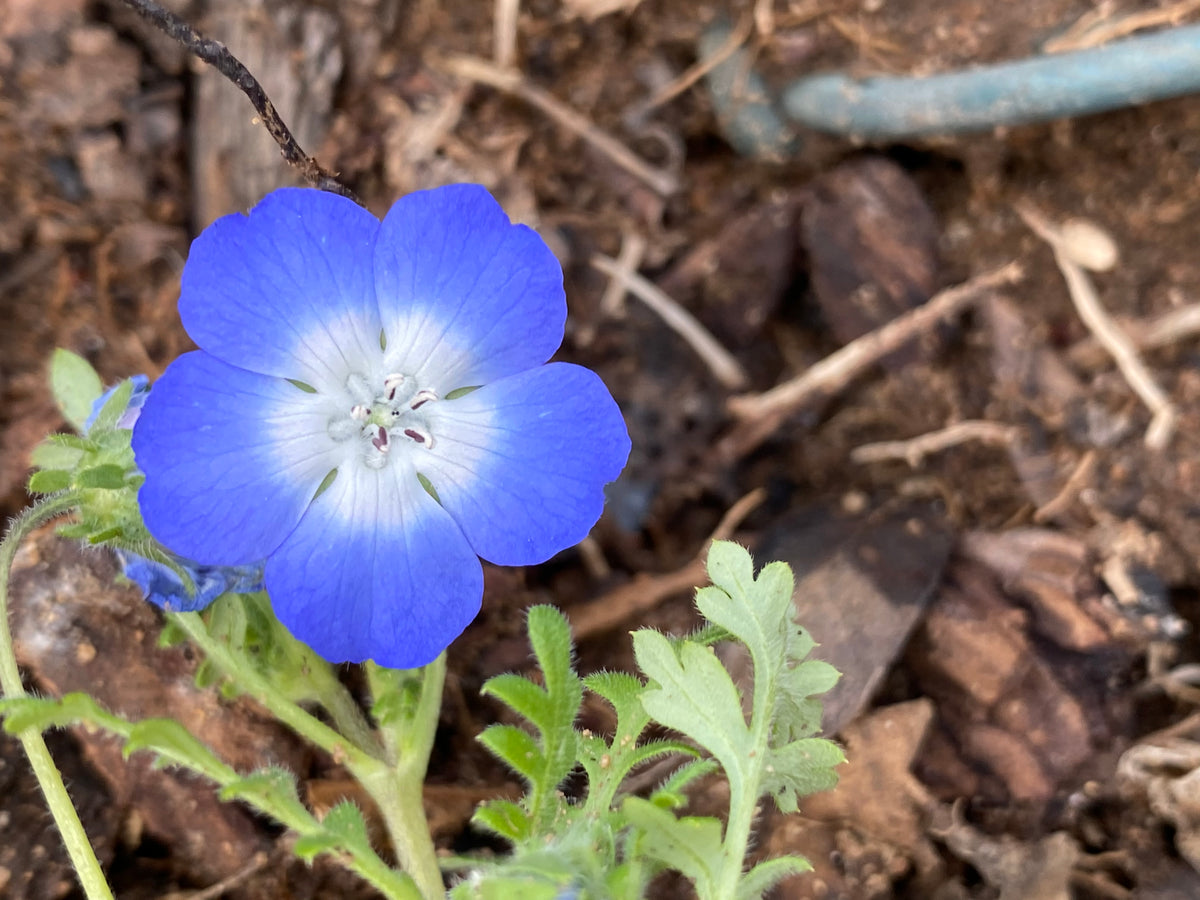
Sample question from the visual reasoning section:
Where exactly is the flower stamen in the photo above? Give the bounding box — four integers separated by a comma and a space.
410, 389, 438, 410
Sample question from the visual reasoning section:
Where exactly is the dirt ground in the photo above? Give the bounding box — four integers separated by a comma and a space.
7, 0, 1200, 897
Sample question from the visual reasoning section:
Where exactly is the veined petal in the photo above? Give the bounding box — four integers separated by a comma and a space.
264, 459, 483, 667
419, 363, 630, 566
133, 352, 343, 565
180, 188, 383, 390
373, 184, 565, 393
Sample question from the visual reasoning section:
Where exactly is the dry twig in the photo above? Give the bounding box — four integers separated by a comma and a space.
636, 13, 754, 114
1069, 301, 1200, 368
590, 253, 749, 389
728, 262, 1023, 425
493, 0, 520, 69
439, 54, 679, 196
1033, 450, 1098, 523
1017, 203, 1177, 450
569, 489, 767, 640
851, 420, 1019, 466
119, 0, 358, 203
1045, 0, 1200, 53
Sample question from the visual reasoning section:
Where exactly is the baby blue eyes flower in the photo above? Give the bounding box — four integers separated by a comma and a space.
131, 185, 631, 668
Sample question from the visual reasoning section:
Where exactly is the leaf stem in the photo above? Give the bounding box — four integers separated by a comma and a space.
0, 493, 115, 900
360, 654, 446, 900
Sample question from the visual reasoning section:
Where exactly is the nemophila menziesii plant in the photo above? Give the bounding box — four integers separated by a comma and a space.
132, 185, 631, 667
5, 181, 840, 900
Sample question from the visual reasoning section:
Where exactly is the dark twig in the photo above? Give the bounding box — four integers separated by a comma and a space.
119, 0, 361, 205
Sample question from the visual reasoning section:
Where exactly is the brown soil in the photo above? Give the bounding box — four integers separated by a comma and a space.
6, 1, 1200, 898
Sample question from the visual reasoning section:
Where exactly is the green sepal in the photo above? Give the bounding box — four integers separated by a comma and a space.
28, 469, 72, 494
49, 349, 103, 431
29, 440, 83, 471
75, 464, 129, 490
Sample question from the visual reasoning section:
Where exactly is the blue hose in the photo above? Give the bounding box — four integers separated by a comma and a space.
704, 20, 1200, 151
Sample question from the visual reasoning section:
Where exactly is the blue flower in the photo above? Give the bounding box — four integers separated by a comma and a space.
84, 374, 150, 432
84, 375, 266, 611
116, 550, 264, 613
131, 185, 630, 667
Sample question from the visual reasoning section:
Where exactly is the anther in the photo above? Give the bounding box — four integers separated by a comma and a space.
350, 404, 369, 422
372, 426, 390, 453
403, 427, 434, 449
409, 389, 438, 410
384, 373, 406, 400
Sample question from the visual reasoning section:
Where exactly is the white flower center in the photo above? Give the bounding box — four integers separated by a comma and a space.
326, 371, 439, 470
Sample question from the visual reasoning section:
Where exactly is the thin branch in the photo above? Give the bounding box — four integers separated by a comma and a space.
119, 0, 360, 204
590, 252, 749, 389
1017, 203, 1177, 450
850, 420, 1019, 466
439, 53, 680, 196
728, 262, 1023, 423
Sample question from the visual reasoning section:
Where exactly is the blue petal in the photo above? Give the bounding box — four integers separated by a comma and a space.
133, 352, 344, 566
84, 374, 149, 433
373, 184, 566, 394
264, 459, 483, 667
179, 188, 383, 391
116, 550, 263, 613
419, 363, 631, 566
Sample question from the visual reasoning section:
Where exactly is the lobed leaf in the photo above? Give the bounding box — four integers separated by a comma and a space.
633, 630, 750, 779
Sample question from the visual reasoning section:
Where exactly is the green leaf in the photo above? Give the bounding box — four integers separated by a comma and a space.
484, 673, 555, 729
622, 797, 722, 896
761, 738, 844, 813
632, 630, 750, 778
320, 800, 372, 845
0, 692, 126, 736
737, 856, 812, 900
648, 758, 719, 809
219, 767, 310, 823
478, 724, 543, 783
478, 606, 583, 836
126, 718, 237, 784
472, 799, 532, 843
705, 540, 756, 601
50, 349, 103, 431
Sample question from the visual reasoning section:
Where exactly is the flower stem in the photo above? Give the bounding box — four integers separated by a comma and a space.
171, 612, 380, 770
358, 654, 447, 900
0, 493, 115, 900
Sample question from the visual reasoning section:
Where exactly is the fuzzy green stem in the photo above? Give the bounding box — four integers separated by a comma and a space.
301, 658, 386, 759
171, 612, 380, 770
712, 653, 777, 900
0, 494, 115, 900
357, 654, 446, 900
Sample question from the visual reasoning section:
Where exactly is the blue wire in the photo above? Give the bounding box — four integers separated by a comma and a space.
703, 20, 1200, 151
